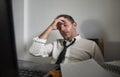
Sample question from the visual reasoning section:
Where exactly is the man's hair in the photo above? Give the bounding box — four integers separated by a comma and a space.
55, 14, 75, 23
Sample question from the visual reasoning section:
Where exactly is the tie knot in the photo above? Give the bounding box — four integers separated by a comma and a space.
63, 38, 76, 48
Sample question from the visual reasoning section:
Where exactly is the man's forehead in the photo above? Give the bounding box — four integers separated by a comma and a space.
58, 17, 65, 20
58, 17, 70, 22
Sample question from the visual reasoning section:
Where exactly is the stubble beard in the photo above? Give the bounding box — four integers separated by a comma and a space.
63, 32, 73, 41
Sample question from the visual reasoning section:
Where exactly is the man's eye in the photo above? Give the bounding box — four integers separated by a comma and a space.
57, 23, 61, 30
64, 25, 66, 26
57, 22, 62, 26
57, 26, 61, 30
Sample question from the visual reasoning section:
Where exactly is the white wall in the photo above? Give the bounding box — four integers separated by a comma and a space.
12, 0, 120, 62
12, 0, 25, 60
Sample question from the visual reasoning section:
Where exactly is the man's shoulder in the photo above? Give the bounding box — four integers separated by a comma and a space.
78, 38, 94, 42
76, 38, 96, 45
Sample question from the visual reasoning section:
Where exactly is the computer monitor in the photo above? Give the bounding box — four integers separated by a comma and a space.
0, 0, 18, 77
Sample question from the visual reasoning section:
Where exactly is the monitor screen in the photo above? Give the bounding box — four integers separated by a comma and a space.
0, 0, 18, 77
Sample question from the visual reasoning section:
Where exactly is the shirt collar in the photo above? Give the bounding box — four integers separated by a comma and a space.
65, 34, 82, 45
74, 34, 82, 40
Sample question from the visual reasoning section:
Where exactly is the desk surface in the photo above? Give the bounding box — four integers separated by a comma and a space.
18, 60, 120, 77
18, 60, 120, 70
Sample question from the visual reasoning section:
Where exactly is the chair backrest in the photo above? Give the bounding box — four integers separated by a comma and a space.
88, 38, 104, 56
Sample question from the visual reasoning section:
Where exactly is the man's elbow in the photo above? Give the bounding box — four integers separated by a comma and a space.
29, 49, 49, 57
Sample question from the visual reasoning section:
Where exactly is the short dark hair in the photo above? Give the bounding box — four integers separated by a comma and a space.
55, 14, 75, 23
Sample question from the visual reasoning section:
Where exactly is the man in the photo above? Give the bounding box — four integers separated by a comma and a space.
29, 14, 104, 64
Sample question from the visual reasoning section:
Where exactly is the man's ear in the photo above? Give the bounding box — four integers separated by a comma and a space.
73, 22, 77, 29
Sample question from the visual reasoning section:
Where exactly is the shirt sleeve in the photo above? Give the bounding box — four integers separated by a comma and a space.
92, 42, 104, 62
29, 37, 53, 57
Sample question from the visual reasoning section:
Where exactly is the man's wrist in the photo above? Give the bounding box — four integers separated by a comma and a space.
38, 26, 53, 39
33, 37, 47, 43
47, 26, 53, 32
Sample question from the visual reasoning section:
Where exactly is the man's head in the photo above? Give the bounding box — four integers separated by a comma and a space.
55, 14, 78, 41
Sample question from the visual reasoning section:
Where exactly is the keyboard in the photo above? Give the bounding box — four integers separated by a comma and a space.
99, 63, 120, 75
19, 69, 47, 77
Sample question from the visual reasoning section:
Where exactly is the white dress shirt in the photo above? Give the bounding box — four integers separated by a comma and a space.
29, 35, 104, 64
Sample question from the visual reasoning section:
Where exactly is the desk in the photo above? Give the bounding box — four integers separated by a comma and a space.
18, 60, 120, 77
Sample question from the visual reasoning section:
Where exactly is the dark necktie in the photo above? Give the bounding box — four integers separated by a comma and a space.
55, 38, 76, 64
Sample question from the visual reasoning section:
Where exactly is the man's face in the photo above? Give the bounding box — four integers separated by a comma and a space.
57, 17, 77, 41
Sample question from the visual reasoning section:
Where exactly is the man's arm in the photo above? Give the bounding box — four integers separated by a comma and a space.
29, 18, 64, 57
38, 25, 54, 39
39, 19, 63, 39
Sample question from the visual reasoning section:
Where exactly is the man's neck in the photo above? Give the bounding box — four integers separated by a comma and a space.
66, 33, 79, 42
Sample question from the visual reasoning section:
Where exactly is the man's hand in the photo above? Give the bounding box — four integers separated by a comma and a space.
48, 18, 64, 31
49, 69, 61, 77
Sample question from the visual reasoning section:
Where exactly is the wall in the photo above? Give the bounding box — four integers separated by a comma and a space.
12, 0, 120, 62
12, 0, 25, 60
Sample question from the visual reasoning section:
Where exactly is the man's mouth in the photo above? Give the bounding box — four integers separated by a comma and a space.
63, 32, 70, 36
62, 31, 69, 34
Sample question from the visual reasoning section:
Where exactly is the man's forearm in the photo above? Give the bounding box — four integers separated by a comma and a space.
38, 26, 52, 39
38, 18, 63, 39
